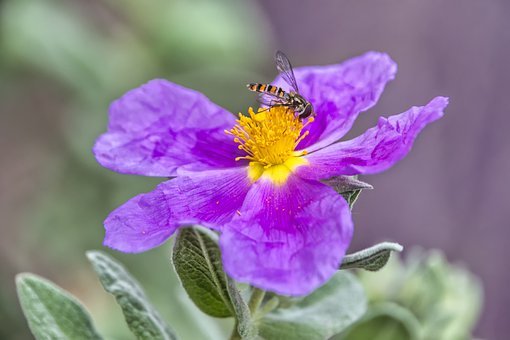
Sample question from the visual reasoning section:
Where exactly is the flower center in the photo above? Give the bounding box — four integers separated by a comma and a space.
226, 106, 313, 184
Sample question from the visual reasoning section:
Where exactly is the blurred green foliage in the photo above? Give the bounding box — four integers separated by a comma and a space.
335, 249, 482, 340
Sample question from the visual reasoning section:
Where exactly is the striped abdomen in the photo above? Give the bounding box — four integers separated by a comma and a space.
247, 83, 286, 98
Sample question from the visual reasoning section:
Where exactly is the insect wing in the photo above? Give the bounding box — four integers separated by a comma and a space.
257, 92, 285, 108
275, 50, 300, 93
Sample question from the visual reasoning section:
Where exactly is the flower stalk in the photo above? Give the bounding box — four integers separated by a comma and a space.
229, 322, 242, 340
248, 287, 266, 315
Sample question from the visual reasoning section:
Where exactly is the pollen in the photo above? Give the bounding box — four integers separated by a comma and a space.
226, 106, 314, 184
226, 107, 313, 165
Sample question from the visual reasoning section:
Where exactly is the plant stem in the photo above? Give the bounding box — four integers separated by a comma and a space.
229, 321, 241, 340
248, 287, 266, 315
257, 296, 279, 316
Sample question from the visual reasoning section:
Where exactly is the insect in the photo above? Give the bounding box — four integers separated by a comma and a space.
247, 51, 314, 120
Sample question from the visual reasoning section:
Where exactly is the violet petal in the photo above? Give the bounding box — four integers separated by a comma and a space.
298, 97, 449, 180
94, 79, 244, 177
220, 175, 353, 296
104, 167, 251, 252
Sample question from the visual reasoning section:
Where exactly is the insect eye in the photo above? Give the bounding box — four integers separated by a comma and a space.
299, 104, 313, 119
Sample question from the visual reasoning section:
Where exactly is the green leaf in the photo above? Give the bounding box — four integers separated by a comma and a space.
86, 251, 177, 340
259, 272, 366, 340
323, 175, 372, 210
334, 302, 421, 340
173, 227, 258, 338
340, 242, 404, 271
16, 273, 102, 340
341, 189, 363, 209
172, 227, 234, 318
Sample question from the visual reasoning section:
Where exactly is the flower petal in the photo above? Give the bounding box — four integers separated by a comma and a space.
94, 79, 244, 177
297, 97, 449, 180
273, 52, 397, 151
104, 167, 251, 253
220, 175, 353, 296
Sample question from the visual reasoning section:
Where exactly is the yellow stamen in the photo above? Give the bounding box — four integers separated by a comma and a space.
226, 107, 313, 184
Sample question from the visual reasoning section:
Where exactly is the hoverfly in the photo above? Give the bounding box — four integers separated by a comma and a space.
247, 51, 314, 120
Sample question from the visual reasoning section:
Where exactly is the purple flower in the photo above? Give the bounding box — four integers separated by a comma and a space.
93, 52, 448, 296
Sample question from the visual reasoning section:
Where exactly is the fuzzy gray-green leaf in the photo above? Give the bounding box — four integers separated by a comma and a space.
323, 175, 372, 210
16, 273, 103, 340
172, 227, 234, 318
86, 251, 177, 340
324, 176, 373, 193
259, 272, 366, 340
340, 242, 403, 271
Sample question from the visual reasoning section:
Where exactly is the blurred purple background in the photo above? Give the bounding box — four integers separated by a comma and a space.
1, 0, 509, 338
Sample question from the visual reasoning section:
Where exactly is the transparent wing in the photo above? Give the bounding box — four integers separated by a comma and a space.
257, 92, 286, 107
275, 50, 300, 93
